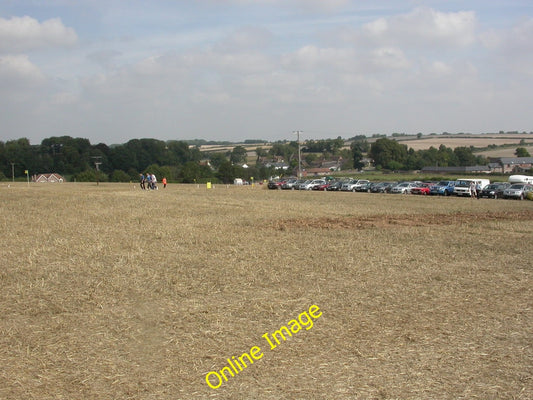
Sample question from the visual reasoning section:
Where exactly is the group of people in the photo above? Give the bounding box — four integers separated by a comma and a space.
139, 173, 167, 190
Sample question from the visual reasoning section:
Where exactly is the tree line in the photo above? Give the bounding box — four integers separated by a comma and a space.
1, 135, 530, 183
354, 138, 489, 171
0, 136, 295, 183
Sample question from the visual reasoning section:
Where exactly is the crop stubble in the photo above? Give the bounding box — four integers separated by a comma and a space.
0, 183, 531, 399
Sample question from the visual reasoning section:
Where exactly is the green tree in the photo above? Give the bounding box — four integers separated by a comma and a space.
111, 170, 131, 182
255, 147, 267, 158
144, 164, 172, 182
369, 138, 408, 169
209, 153, 227, 170
179, 161, 214, 183
515, 147, 531, 157
217, 160, 236, 183
351, 140, 368, 170
230, 146, 248, 164
305, 153, 318, 166
73, 169, 109, 182
453, 146, 478, 166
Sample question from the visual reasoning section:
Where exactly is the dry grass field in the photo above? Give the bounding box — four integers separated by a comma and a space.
395, 135, 533, 151
1, 182, 532, 400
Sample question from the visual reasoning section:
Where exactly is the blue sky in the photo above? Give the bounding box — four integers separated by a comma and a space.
1, 0, 532, 145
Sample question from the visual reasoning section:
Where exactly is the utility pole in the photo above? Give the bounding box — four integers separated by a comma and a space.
11, 162, 15, 182
91, 156, 102, 186
293, 131, 302, 179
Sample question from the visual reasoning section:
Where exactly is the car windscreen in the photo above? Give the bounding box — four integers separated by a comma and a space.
456, 181, 471, 187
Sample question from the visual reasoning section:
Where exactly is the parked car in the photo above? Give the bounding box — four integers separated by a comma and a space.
308, 179, 327, 190
370, 182, 387, 193
341, 179, 365, 192
297, 180, 312, 190
361, 181, 378, 192
410, 182, 434, 195
268, 180, 283, 189
503, 183, 533, 200
326, 181, 343, 191
299, 179, 325, 190
354, 180, 371, 192
370, 182, 393, 193
479, 182, 510, 199
291, 179, 305, 190
281, 178, 299, 190
383, 182, 400, 193
454, 179, 490, 197
390, 182, 417, 194
312, 181, 330, 191
429, 180, 456, 196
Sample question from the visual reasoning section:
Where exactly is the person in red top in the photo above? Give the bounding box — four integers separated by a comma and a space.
162, 177, 167, 188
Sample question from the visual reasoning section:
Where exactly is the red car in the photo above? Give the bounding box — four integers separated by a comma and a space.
410, 183, 434, 195
312, 182, 331, 191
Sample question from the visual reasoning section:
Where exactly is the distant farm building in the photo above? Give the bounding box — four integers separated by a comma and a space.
304, 168, 332, 176
421, 165, 491, 174
32, 173, 64, 183
488, 157, 533, 173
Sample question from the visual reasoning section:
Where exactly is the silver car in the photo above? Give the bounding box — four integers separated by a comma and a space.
503, 184, 533, 200
390, 182, 417, 194
298, 180, 313, 190
341, 179, 362, 192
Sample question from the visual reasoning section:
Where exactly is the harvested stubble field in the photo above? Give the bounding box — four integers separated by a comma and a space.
1, 183, 532, 400
395, 135, 533, 151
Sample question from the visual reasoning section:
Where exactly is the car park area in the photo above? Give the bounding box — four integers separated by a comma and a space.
266, 176, 533, 201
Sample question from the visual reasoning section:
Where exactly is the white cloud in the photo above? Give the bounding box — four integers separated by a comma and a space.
479, 17, 533, 77
214, 26, 273, 53
371, 47, 409, 69
362, 7, 477, 47
363, 18, 388, 36
430, 61, 452, 76
1, 3, 532, 143
0, 16, 77, 52
481, 17, 533, 53
281, 45, 356, 71
0, 54, 45, 87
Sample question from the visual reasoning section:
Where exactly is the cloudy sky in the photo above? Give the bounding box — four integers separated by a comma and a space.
1, 0, 532, 145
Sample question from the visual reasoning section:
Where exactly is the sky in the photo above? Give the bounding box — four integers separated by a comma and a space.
1, 0, 532, 145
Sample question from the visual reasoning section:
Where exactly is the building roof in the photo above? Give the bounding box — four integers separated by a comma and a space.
32, 173, 64, 182
490, 157, 533, 164
306, 168, 332, 174
421, 165, 490, 173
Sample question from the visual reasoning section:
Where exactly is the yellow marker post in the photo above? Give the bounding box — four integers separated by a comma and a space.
206, 182, 212, 189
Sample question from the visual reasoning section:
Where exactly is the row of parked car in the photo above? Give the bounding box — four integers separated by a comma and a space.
267, 177, 533, 200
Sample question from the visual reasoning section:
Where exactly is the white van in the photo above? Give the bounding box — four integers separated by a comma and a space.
508, 175, 533, 184
454, 179, 490, 197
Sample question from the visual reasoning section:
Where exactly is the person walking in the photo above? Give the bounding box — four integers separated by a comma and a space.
145, 173, 152, 190
470, 181, 477, 199
139, 173, 145, 190
162, 177, 167, 188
